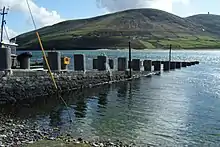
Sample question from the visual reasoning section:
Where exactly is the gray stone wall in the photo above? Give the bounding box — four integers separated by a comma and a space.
0, 70, 147, 104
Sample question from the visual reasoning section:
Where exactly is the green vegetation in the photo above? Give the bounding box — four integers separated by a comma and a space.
14, 8, 220, 50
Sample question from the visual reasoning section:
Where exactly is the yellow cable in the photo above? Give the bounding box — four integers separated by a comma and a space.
26, 0, 72, 122
36, 32, 58, 89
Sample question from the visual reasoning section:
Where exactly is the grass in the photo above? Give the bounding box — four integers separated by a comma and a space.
24, 140, 91, 147
139, 40, 156, 48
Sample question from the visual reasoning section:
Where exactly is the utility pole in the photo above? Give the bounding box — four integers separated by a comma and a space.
129, 41, 132, 78
0, 7, 8, 45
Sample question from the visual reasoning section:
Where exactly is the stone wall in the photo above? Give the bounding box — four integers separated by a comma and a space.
0, 70, 155, 105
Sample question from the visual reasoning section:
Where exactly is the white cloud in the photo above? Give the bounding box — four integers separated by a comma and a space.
96, 0, 190, 13
0, 0, 64, 27
0, 0, 64, 40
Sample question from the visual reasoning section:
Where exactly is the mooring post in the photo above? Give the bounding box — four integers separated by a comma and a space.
129, 41, 132, 78
169, 44, 172, 62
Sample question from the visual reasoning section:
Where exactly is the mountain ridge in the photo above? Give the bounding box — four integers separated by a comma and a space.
15, 8, 220, 50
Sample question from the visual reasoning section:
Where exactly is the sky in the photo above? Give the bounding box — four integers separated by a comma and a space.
0, 0, 220, 41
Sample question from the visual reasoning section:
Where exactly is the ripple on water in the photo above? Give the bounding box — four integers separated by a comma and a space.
2, 50, 220, 146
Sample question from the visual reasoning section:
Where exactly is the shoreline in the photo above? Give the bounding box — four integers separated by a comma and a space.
0, 71, 156, 147
0, 115, 135, 147
0, 70, 158, 105
17, 48, 220, 51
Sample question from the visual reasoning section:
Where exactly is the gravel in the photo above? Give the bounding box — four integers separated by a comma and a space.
0, 116, 136, 147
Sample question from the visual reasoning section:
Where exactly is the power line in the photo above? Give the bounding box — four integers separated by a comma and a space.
3, 25, 10, 41
0, 6, 9, 43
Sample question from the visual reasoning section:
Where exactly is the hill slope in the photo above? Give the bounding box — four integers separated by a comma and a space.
187, 14, 220, 36
15, 9, 220, 50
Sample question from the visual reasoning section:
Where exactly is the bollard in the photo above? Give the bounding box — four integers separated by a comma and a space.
187, 62, 192, 66
74, 54, 85, 71
118, 57, 127, 71
132, 59, 141, 71
163, 61, 170, 71
195, 61, 200, 64
143, 60, 152, 72
191, 61, 195, 65
170, 62, 176, 70
152, 61, 161, 71
93, 59, 98, 69
109, 59, 114, 69
0, 47, 11, 71
17, 52, 32, 69
48, 51, 61, 71
182, 62, 187, 67
176, 62, 182, 69
97, 56, 107, 71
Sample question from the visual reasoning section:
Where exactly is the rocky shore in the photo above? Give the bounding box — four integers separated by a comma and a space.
0, 70, 157, 105
0, 115, 136, 147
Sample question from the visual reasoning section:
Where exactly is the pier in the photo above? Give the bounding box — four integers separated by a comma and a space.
0, 41, 200, 105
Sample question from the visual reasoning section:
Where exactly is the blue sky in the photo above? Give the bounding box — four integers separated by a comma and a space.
0, 0, 220, 39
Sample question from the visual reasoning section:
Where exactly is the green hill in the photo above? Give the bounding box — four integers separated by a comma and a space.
15, 9, 220, 50
187, 14, 220, 36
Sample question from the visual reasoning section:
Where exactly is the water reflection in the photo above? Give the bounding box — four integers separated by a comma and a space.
2, 50, 220, 146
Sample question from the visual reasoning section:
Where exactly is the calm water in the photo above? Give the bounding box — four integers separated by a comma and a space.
3, 50, 220, 146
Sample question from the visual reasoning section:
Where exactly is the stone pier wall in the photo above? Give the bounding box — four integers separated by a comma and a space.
0, 70, 155, 104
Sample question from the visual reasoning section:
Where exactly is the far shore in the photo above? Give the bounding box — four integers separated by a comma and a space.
17, 47, 220, 51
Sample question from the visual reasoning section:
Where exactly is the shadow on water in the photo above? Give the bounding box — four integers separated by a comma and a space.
0, 84, 111, 121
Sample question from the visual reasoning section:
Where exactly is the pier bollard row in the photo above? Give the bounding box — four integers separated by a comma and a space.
187, 62, 192, 66
0, 47, 11, 71
182, 62, 187, 67
97, 56, 107, 71
132, 59, 141, 71
47, 51, 61, 71
176, 62, 182, 69
163, 61, 170, 71
143, 60, 152, 72
170, 62, 176, 70
74, 54, 85, 71
118, 57, 127, 71
152, 61, 161, 71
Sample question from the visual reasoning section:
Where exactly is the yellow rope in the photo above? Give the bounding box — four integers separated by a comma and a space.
36, 32, 57, 89
26, 0, 72, 122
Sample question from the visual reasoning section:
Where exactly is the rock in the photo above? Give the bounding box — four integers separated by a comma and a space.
17, 141, 22, 145
16, 78, 21, 82
2, 77, 7, 81
77, 137, 83, 142
48, 137, 55, 140
92, 142, 99, 147
27, 141, 34, 144
7, 119, 13, 123
18, 132, 23, 136
75, 141, 81, 144
99, 143, 104, 147
0, 135, 7, 138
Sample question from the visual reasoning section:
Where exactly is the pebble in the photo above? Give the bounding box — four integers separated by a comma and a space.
77, 137, 83, 142
0, 135, 7, 138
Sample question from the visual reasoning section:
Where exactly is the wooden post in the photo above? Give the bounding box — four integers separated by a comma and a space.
129, 41, 132, 78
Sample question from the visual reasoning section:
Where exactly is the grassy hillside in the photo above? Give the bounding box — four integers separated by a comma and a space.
187, 14, 220, 36
15, 9, 220, 50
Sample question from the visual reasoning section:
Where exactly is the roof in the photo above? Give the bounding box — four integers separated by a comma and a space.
1, 41, 18, 47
